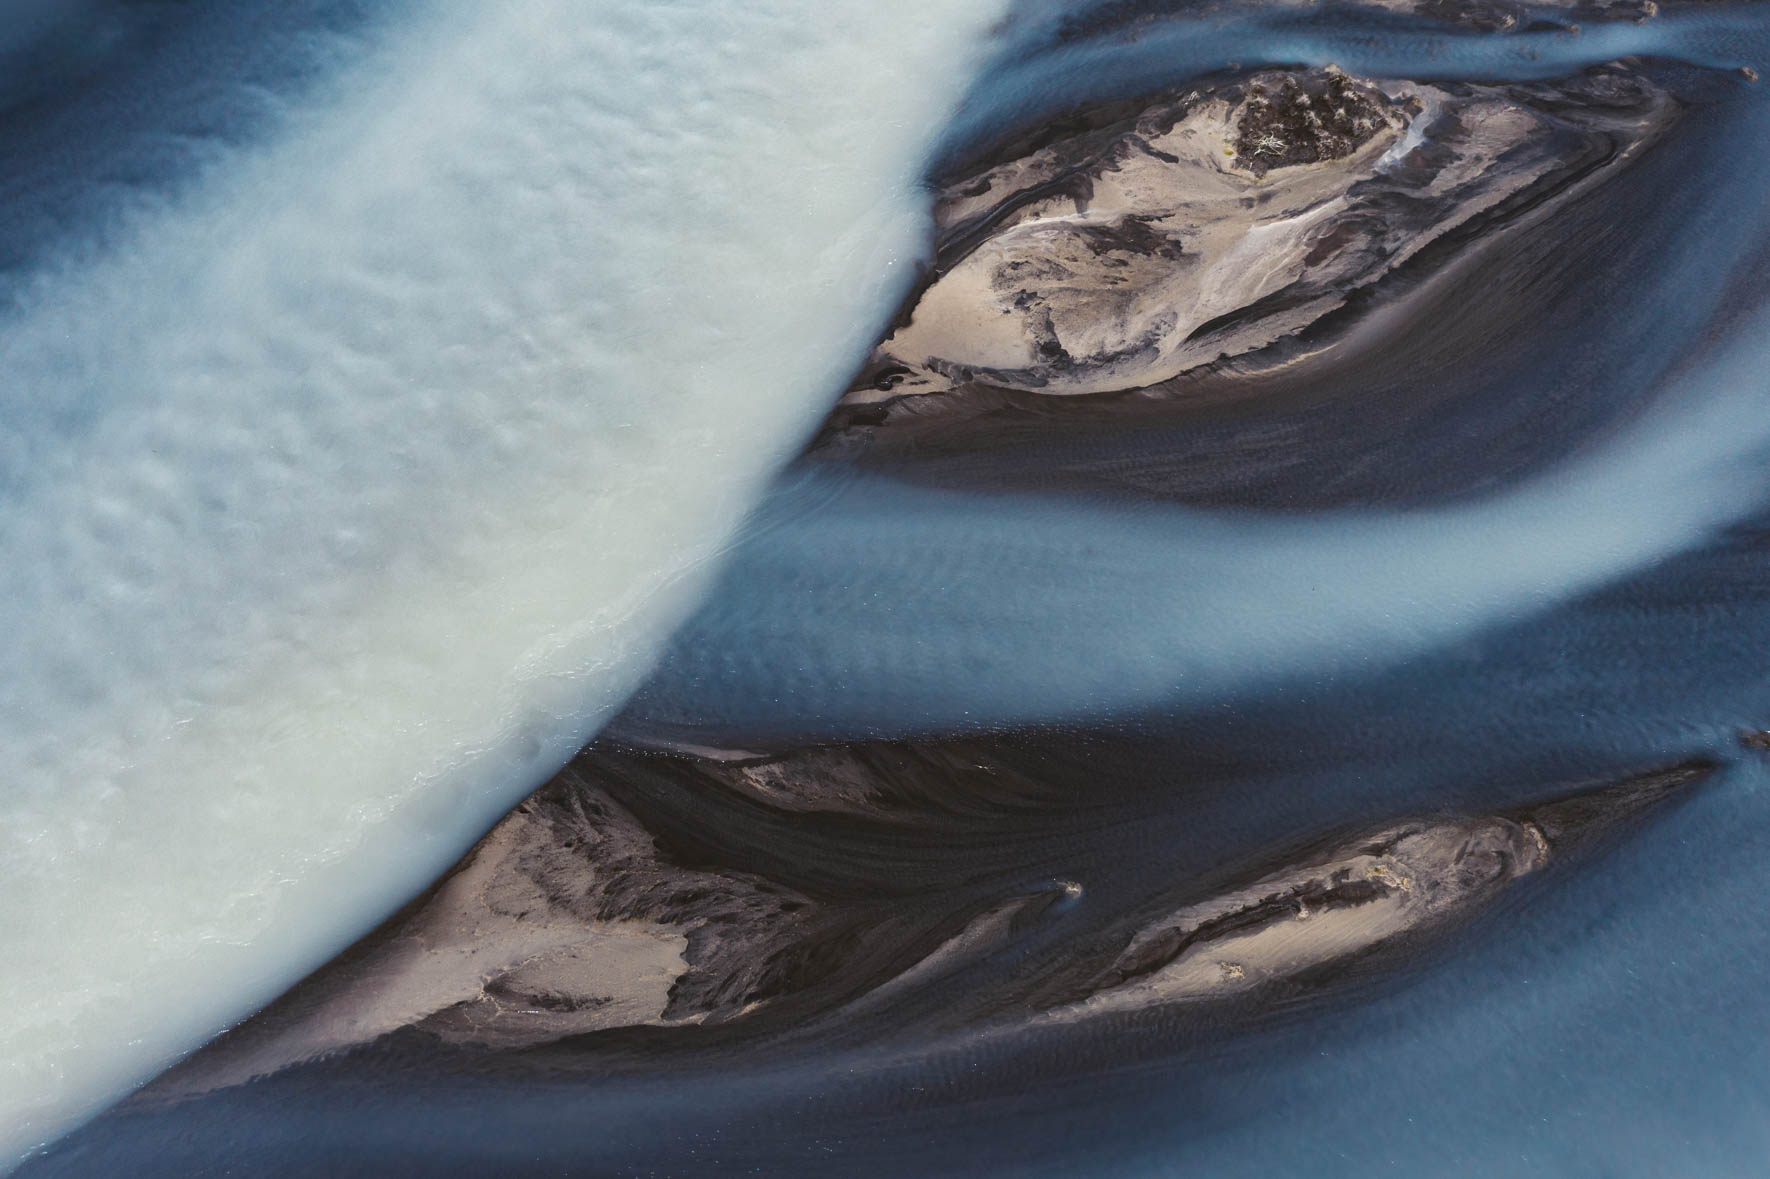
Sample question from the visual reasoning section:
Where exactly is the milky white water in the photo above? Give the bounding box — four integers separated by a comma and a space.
0, 0, 1009, 1163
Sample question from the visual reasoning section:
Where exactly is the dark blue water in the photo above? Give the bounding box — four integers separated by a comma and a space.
0, 0, 414, 303
21, 2, 1770, 1175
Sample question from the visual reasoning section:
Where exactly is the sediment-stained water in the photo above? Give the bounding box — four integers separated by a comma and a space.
0, 0, 1009, 1163
9, 1, 1770, 1175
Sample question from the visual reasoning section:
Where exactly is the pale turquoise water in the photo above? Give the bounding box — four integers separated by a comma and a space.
13, 2, 1770, 1174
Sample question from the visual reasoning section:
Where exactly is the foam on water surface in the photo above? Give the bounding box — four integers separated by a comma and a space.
0, 0, 1010, 1162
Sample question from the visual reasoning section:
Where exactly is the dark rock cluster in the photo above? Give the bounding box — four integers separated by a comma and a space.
1233, 71, 1393, 176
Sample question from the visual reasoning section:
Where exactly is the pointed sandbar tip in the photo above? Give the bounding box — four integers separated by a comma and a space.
1514, 759, 1717, 854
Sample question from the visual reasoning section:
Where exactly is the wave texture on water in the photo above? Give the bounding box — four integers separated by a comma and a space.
0, 0, 1009, 1162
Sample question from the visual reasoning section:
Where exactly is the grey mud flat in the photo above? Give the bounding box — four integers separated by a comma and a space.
139, 751, 1713, 1100
826, 63, 1675, 442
